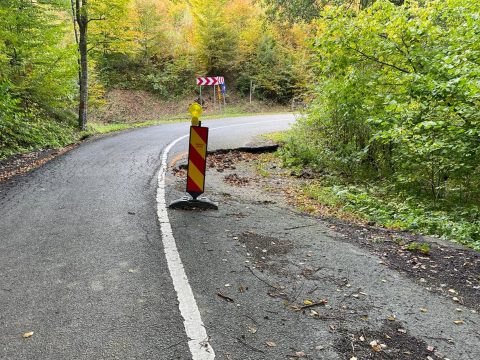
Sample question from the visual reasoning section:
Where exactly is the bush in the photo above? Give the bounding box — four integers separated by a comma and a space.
286, 0, 480, 201
0, 83, 76, 159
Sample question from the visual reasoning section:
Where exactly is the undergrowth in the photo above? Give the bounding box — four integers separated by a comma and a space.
298, 180, 480, 251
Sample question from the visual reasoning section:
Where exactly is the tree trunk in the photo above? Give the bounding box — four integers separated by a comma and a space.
78, 23, 88, 131
75, 0, 88, 131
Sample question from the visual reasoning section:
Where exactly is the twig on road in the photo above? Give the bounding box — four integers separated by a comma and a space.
245, 265, 282, 290
299, 299, 328, 310
284, 223, 319, 231
217, 292, 235, 303
236, 337, 265, 354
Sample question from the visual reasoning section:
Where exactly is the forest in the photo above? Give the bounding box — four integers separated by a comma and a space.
0, 0, 309, 158
0, 0, 479, 248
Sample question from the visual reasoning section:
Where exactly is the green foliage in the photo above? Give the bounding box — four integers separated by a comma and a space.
285, 0, 480, 252
0, 82, 76, 159
91, 0, 307, 103
261, 0, 322, 22
192, 0, 237, 75
300, 181, 480, 250
0, 0, 78, 158
405, 242, 430, 255
286, 0, 480, 201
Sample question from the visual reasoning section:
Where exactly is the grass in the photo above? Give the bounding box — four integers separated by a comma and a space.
262, 131, 289, 144
405, 242, 431, 255
289, 180, 480, 251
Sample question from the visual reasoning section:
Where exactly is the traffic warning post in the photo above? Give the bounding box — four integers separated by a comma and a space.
186, 126, 208, 199
169, 103, 218, 210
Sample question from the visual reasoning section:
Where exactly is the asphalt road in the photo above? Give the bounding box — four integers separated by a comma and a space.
0, 114, 296, 360
2, 113, 479, 360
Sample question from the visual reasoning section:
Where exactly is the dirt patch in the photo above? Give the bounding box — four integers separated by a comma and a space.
93, 89, 192, 123
93, 89, 289, 123
237, 231, 294, 279
0, 144, 77, 184
238, 231, 293, 260
224, 173, 250, 186
207, 150, 257, 172
335, 321, 446, 360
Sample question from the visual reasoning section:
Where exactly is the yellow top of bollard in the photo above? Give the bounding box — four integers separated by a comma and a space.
189, 102, 203, 126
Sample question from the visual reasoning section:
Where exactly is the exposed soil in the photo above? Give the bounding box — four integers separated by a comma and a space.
93, 89, 289, 123
202, 149, 480, 315
335, 321, 446, 359
0, 144, 77, 184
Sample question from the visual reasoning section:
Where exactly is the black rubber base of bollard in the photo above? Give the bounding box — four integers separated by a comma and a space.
168, 195, 219, 210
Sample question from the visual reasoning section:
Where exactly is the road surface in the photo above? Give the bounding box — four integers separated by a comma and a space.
1, 113, 479, 360
0, 115, 295, 359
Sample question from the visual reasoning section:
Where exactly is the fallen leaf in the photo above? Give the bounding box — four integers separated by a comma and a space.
303, 299, 314, 306
453, 320, 465, 325
247, 325, 257, 334
22, 331, 34, 338
310, 309, 319, 317
387, 315, 396, 321
420, 308, 428, 313
370, 340, 386, 352
398, 328, 407, 334
350, 357, 358, 360
266, 341, 277, 347
370, 340, 382, 352
294, 351, 306, 357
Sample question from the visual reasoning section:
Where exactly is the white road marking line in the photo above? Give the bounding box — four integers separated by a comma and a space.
156, 118, 293, 359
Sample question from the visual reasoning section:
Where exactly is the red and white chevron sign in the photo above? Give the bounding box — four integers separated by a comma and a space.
196, 76, 224, 86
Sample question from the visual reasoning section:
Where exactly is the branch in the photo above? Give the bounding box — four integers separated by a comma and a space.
379, 34, 418, 73
347, 45, 412, 74
70, 0, 79, 46
88, 16, 106, 23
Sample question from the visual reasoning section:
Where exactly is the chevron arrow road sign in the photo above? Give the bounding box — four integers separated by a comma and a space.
197, 76, 224, 86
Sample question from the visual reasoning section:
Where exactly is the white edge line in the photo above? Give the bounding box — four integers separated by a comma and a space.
156, 117, 294, 359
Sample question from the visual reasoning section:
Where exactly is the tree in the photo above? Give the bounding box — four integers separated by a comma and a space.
0, 0, 77, 158
191, 0, 237, 75
287, 0, 480, 199
71, 0, 89, 130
